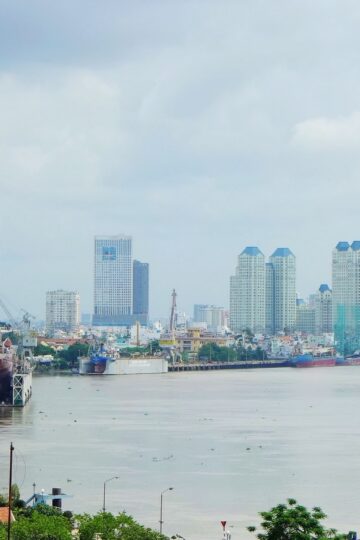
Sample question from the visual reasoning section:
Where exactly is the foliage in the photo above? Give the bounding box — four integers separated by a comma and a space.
0, 509, 72, 540
34, 343, 56, 356
198, 343, 267, 362
247, 499, 347, 540
57, 343, 89, 367
76, 511, 169, 540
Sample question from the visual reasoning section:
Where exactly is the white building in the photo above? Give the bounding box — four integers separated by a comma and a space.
46, 290, 80, 335
269, 248, 296, 332
230, 247, 265, 333
193, 304, 226, 332
93, 235, 133, 326
332, 241, 360, 354
315, 284, 333, 334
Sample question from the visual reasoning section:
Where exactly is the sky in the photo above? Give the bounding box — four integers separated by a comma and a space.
1, 0, 360, 321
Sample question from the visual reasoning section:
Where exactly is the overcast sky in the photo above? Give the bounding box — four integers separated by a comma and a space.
1, 0, 360, 320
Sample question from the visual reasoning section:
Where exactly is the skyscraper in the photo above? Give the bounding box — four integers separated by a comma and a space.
269, 248, 296, 332
230, 247, 265, 333
315, 284, 333, 334
46, 290, 80, 336
332, 241, 360, 354
265, 262, 275, 334
133, 260, 149, 326
93, 235, 133, 326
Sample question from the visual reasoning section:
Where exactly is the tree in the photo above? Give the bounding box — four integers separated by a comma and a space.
77, 512, 169, 540
34, 343, 56, 356
247, 499, 346, 540
0, 510, 72, 540
58, 342, 89, 368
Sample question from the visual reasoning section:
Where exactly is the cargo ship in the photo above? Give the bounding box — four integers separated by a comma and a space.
0, 337, 15, 404
79, 342, 168, 375
290, 353, 337, 368
336, 354, 360, 366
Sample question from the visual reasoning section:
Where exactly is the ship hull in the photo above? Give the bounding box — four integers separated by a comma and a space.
295, 358, 336, 368
291, 354, 337, 368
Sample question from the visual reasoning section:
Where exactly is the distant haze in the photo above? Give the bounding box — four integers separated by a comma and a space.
1, 1, 359, 320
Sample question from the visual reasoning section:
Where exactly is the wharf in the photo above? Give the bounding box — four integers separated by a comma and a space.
168, 359, 290, 372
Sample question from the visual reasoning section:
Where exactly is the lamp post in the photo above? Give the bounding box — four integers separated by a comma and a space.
159, 487, 173, 534
102, 476, 119, 512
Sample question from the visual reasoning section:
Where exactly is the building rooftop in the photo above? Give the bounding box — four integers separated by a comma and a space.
319, 284, 331, 293
271, 247, 294, 258
0, 507, 15, 524
336, 241, 350, 251
241, 246, 263, 256
351, 241, 360, 251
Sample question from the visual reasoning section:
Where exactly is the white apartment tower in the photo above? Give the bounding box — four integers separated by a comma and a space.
46, 290, 80, 336
269, 248, 296, 332
315, 284, 333, 334
332, 241, 360, 354
93, 235, 133, 326
230, 247, 265, 333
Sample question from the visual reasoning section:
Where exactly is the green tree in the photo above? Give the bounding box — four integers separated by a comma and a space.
34, 343, 56, 356
0, 510, 72, 540
77, 512, 168, 540
247, 499, 346, 540
58, 342, 89, 368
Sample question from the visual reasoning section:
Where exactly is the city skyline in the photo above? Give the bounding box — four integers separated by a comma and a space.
1, 2, 360, 320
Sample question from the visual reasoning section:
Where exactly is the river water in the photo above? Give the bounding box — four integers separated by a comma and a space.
0, 368, 360, 539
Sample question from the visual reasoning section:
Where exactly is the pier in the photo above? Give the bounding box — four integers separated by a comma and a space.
168, 359, 290, 372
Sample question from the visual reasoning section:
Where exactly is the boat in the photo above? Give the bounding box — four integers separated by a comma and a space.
290, 353, 337, 368
0, 338, 15, 404
336, 354, 360, 366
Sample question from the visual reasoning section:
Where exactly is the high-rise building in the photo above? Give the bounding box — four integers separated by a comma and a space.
133, 260, 149, 326
93, 235, 133, 326
296, 301, 316, 334
315, 284, 332, 333
332, 241, 360, 354
269, 248, 296, 332
265, 262, 275, 334
230, 247, 265, 333
46, 290, 80, 336
193, 304, 226, 332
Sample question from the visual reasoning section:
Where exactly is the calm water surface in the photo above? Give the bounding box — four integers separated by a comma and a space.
0, 368, 360, 539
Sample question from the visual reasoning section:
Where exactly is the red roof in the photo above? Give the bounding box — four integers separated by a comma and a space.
0, 507, 15, 523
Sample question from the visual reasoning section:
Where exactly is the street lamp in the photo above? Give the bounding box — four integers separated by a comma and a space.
159, 487, 174, 534
102, 476, 119, 512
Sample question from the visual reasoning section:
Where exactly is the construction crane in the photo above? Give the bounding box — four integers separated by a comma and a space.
0, 298, 18, 329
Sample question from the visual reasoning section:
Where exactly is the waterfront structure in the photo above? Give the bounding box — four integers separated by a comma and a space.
268, 248, 296, 333
230, 247, 265, 333
315, 284, 333, 333
133, 260, 149, 326
332, 241, 360, 354
193, 304, 226, 332
296, 301, 316, 334
93, 235, 133, 326
45, 290, 80, 335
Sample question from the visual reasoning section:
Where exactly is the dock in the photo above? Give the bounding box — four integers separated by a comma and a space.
168, 359, 290, 372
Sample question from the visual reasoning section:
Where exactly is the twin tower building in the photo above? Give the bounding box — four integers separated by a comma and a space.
230, 247, 296, 334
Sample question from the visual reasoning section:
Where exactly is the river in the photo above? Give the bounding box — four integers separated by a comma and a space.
0, 368, 359, 539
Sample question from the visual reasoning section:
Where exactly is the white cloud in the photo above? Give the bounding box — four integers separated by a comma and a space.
292, 111, 360, 151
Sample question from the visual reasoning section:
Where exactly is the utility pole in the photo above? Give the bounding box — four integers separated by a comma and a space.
7, 442, 14, 540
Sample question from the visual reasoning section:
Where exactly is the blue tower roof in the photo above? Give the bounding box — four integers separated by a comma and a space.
319, 283, 331, 293
351, 241, 360, 251
271, 247, 294, 258
336, 241, 350, 251
241, 246, 263, 256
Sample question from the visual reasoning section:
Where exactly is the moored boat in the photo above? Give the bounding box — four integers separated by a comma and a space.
290, 353, 337, 368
